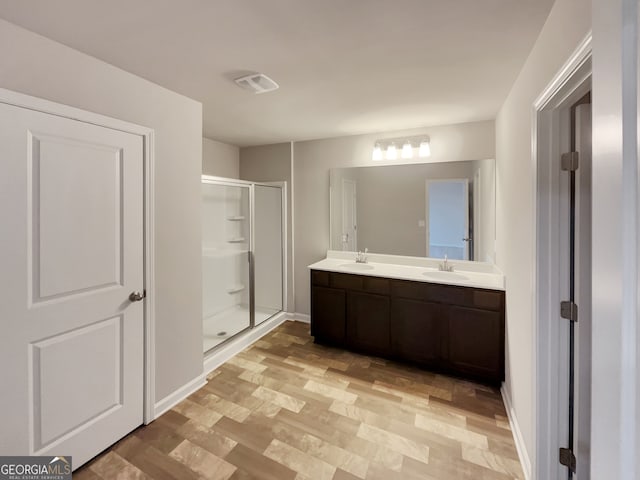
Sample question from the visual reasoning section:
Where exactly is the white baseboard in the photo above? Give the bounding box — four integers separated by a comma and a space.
501, 384, 532, 480
153, 373, 207, 419
203, 311, 292, 376
291, 312, 310, 323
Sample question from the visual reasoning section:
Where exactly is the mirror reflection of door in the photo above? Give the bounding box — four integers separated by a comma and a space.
341, 179, 357, 251
426, 179, 470, 260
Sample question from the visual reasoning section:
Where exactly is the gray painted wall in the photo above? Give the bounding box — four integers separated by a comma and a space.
0, 18, 204, 402
203, 137, 240, 179
495, 0, 590, 470
239, 143, 294, 313
293, 120, 496, 316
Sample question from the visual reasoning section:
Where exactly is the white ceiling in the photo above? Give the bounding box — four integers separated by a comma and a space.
0, 0, 554, 147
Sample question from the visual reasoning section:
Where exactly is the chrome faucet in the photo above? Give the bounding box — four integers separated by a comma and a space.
355, 248, 369, 263
439, 254, 454, 272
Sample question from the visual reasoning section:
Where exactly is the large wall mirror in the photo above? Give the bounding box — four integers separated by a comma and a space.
330, 159, 496, 263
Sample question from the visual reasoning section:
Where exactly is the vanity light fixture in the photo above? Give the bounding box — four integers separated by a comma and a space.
372, 135, 431, 161
419, 139, 431, 158
401, 141, 414, 159
386, 143, 398, 160
372, 143, 383, 161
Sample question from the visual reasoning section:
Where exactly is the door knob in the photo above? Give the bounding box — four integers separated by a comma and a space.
129, 291, 145, 302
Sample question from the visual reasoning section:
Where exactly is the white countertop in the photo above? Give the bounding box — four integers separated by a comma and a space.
308, 251, 505, 291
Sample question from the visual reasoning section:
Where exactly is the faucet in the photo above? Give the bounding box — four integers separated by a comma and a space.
355, 248, 369, 263
439, 254, 454, 272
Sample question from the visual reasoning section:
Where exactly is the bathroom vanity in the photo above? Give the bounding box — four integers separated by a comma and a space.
309, 253, 505, 385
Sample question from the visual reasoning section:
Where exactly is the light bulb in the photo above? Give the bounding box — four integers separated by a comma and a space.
372, 143, 383, 161
419, 140, 431, 157
386, 143, 397, 160
401, 141, 413, 159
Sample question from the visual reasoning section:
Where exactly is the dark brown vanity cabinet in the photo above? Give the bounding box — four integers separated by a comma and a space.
310, 270, 505, 384
447, 306, 503, 380
391, 297, 443, 368
310, 286, 346, 345
347, 292, 391, 356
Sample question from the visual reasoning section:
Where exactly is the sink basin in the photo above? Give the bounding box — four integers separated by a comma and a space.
422, 271, 469, 281
338, 263, 375, 271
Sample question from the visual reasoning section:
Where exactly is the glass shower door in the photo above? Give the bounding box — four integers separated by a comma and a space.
202, 181, 251, 352
253, 184, 283, 325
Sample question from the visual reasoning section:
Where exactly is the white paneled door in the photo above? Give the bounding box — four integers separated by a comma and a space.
0, 101, 144, 468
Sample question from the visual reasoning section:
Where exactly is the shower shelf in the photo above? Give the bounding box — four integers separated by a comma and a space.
226, 216, 245, 221
227, 238, 246, 243
227, 285, 246, 294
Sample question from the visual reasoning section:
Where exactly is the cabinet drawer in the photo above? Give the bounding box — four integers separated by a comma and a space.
331, 272, 363, 290
425, 284, 468, 305
311, 270, 330, 287
363, 276, 390, 295
472, 290, 503, 311
391, 279, 428, 300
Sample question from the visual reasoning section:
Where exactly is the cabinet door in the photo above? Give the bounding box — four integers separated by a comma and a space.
311, 286, 346, 345
447, 306, 504, 382
391, 298, 442, 367
347, 292, 391, 356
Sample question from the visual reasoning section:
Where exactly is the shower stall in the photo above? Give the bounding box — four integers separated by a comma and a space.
201, 176, 285, 353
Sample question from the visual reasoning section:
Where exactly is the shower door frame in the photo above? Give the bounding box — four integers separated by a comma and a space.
201, 175, 287, 351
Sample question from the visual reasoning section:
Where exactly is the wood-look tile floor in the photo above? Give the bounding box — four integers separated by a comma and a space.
75, 320, 523, 480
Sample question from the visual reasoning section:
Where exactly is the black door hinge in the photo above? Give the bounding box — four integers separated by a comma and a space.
560, 301, 578, 322
559, 447, 576, 473
561, 152, 579, 171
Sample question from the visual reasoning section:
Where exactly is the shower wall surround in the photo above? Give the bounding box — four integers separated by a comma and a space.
201, 176, 285, 353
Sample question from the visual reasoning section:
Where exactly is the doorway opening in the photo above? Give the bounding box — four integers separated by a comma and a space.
425, 178, 471, 260
534, 40, 592, 480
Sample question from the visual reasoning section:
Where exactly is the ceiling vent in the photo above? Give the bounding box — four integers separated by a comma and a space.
234, 73, 279, 94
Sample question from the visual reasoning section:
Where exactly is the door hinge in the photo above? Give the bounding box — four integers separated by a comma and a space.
560, 301, 578, 322
559, 447, 577, 473
561, 152, 579, 171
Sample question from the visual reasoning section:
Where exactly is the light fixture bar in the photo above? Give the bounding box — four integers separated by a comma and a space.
386, 143, 397, 160
419, 140, 431, 158
371, 135, 430, 161
372, 143, 383, 161
401, 141, 413, 159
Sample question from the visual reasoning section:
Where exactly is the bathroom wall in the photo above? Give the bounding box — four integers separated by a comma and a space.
203, 137, 240, 178
495, 0, 591, 473
239, 143, 294, 313
293, 120, 495, 317
0, 19, 204, 403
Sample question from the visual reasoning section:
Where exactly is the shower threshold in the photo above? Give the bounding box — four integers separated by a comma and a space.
203, 305, 280, 353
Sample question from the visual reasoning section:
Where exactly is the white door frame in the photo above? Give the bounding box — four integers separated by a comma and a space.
260, 181, 289, 315
532, 35, 591, 479
341, 178, 357, 251
425, 178, 470, 260
0, 88, 157, 425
